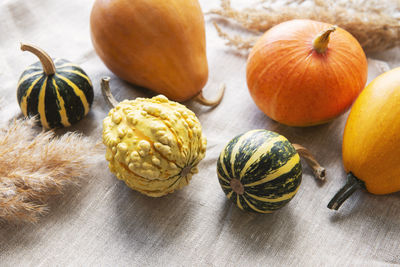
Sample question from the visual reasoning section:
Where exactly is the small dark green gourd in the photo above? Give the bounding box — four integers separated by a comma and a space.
217, 129, 325, 213
17, 44, 94, 129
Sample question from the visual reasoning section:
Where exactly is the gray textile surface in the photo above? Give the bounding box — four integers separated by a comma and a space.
1, 0, 399, 266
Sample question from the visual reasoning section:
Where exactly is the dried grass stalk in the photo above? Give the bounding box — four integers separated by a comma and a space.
213, 22, 258, 50
0, 117, 98, 223
210, 0, 400, 54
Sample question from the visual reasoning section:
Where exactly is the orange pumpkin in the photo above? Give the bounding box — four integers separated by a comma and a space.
246, 19, 368, 126
328, 67, 400, 210
90, 0, 208, 102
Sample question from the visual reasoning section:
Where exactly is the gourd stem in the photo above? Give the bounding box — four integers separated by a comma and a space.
293, 144, 326, 181
327, 173, 365, 210
230, 178, 244, 195
20, 43, 56, 76
193, 83, 226, 107
312, 26, 337, 54
101, 77, 119, 109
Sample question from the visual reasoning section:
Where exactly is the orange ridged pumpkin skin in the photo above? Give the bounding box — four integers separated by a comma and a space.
246, 19, 368, 126
342, 67, 400, 195
90, 0, 208, 101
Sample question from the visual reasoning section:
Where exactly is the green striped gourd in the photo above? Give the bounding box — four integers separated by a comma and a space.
217, 129, 302, 213
17, 44, 94, 129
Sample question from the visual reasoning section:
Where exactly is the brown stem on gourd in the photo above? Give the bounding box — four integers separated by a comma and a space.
193, 84, 226, 107
20, 43, 56, 76
327, 173, 365, 210
293, 144, 326, 181
230, 178, 244, 195
101, 76, 119, 109
312, 26, 337, 54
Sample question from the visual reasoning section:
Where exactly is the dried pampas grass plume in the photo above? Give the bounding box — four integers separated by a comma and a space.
0, 117, 99, 223
210, 0, 400, 54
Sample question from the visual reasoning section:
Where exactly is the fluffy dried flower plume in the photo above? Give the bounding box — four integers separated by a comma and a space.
0, 116, 99, 223
210, 0, 400, 54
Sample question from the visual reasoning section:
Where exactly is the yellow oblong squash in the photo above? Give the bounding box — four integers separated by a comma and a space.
328, 67, 400, 210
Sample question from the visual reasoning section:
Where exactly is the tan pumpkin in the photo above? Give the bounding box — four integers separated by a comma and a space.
90, 0, 223, 105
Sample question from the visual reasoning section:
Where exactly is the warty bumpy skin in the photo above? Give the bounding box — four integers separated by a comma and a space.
102, 95, 207, 197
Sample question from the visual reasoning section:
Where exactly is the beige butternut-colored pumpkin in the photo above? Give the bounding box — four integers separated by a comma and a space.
90, 0, 215, 103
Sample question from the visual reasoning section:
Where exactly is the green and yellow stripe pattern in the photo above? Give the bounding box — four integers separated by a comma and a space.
17, 58, 94, 129
217, 129, 302, 213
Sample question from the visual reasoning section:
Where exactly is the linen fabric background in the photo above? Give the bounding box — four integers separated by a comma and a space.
1, 0, 400, 266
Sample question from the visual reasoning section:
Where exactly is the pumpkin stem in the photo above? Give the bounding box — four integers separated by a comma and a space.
312, 26, 337, 54
20, 43, 56, 76
327, 173, 365, 210
293, 144, 326, 181
193, 83, 226, 107
101, 77, 119, 108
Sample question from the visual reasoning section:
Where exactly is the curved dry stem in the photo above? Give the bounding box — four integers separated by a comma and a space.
313, 26, 337, 54
101, 77, 119, 109
193, 84, 226, 107
20, 43, 56, 76
327, 173, 365, 210
293, 144, 326, 181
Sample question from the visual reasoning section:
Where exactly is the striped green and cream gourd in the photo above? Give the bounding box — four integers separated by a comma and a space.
217, 129, 302, 213
17, 44, 94, 129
